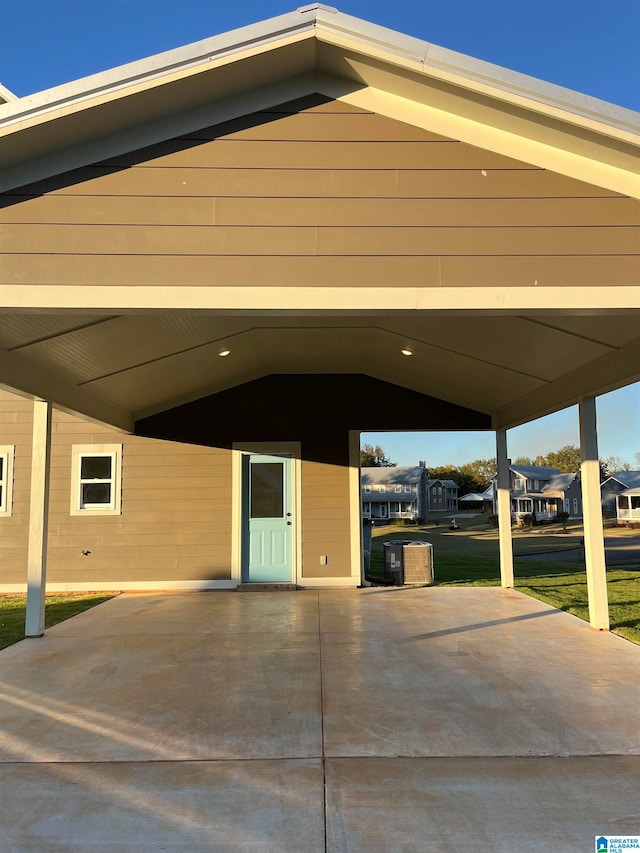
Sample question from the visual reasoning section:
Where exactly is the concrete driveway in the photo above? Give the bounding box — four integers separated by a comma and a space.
1, 588, 638, 852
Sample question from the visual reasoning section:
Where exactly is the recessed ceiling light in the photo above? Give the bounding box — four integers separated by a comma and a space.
401, 348, 413, 356
218, 349, 231, 357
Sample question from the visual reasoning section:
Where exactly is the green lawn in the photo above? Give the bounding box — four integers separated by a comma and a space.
368, 516, 640, 644
0, 594, 117, 651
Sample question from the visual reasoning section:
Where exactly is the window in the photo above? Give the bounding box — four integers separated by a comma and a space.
363, 502, 371, 514
0, 446, 14, 517
533, 479, 540, 491
379, 485, 386, 493
71, 445, 122, 516
395, 485, 402, 493
363, 485, 371, 494
432, 487, 437, 494
405, 485, 412, 493
514, 480, 524, 491
437, 487, 442, 495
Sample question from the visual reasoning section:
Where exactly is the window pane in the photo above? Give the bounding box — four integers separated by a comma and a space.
250, 462, 283, 518
81, 456, 112, 480
0, 457, 4, 479
82, 483, 112, 505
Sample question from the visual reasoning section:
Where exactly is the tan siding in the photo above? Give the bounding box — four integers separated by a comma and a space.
6, 223, 637, 257
0, 392, 234, 586
116, 139, 532, 170
0, 390, 33, 583
3, 194, 636, 227
2, 103, 635, 296
4, 253, 637, 288
301, 459, 351, 579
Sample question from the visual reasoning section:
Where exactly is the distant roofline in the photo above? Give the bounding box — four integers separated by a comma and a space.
1, 4, 638, 137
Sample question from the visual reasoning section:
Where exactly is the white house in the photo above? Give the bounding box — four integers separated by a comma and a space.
600, 471, 640, 518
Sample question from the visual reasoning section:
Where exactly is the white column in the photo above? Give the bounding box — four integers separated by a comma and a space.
496, 429, 514, 588
348, 430, 368, 585
25, 400, 52, 638
579, 396, 609, 631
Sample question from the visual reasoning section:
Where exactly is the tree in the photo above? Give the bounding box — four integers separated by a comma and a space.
514, 455, 533, 466
429, 461, 493, 496
458, 458, 496, 489
360, 443, 395, 467
543, 445, 581, 474
602, 455, 632, 474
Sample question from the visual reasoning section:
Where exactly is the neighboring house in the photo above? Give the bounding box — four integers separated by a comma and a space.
459, 486, 493, 513
491, 465, 583, 521
427, 479, 459, 512
361, 466, 427, 522
616, 487, 640, 527
600, 471, 640, 518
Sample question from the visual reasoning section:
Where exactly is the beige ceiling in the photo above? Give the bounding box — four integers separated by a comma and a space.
1, 311, 639, 432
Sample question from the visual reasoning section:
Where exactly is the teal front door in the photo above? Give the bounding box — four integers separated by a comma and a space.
242, 453, 293, 583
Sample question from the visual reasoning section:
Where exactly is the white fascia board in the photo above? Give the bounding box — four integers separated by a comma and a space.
0, 83, 17, 104
0, 8, 320, 126
312, 8, 640, 138
1, 4, 637, 142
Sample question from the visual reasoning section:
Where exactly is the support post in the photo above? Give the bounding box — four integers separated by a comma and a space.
579, 396, 609, 630
25, 400, 52, 638
349, 430, 369, 585
496, 429, 514, 588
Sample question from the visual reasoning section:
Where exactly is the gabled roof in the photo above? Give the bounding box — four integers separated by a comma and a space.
545, 473, 579, 492
1, 5, 638, 195
362, 466, 424, 485
511, 465, 560, 480
428, 479, 459, 489
603, 471, 640, 489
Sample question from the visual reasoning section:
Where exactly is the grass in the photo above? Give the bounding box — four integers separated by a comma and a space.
367, 515, 640, 644
0, 593, 117, 651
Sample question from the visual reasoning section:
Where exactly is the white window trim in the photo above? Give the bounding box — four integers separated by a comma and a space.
0, 445, 15, 517
70, 444, 122, 516
363, 485, 371, 493
395, 485, 402, 493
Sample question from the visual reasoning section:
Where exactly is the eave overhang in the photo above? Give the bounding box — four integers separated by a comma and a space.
0, 5, 638, 195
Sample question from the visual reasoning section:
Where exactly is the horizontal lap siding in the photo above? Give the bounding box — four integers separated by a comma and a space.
301, 460, 351, 579
0, 390, 33, 582
0, 393, 233, 585
1, 102, 636, 290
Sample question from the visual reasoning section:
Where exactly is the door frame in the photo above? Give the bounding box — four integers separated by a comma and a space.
231, 442, 301, 584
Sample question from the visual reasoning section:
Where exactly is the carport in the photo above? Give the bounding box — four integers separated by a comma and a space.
0, 6, 638, 634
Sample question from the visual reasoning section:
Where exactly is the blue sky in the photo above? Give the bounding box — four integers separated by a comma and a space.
1, 0, 638, 468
